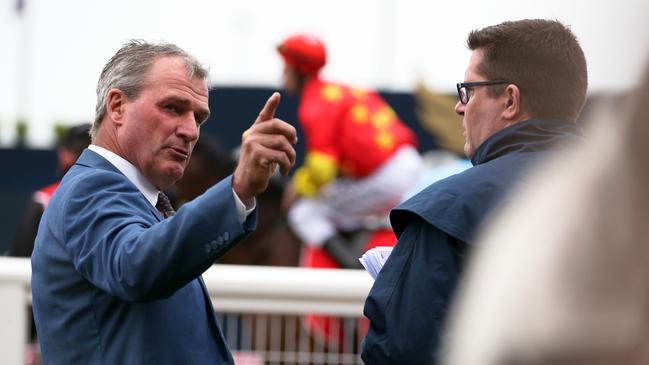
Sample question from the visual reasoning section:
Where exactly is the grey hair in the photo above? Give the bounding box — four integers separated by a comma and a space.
91, 40, 209, 140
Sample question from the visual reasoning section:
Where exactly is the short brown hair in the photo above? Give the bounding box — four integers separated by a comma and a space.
468, 19, 588, 122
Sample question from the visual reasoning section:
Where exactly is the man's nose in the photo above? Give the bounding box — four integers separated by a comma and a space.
177, 114, 199, 141
454, 101, 465, 116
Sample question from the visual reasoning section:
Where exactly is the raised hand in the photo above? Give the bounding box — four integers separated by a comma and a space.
232, 92, 297, 207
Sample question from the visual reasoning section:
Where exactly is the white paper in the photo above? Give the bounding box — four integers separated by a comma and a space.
359, 246, 393, 280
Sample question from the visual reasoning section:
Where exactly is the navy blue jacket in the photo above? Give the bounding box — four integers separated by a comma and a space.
361, 120, 583, 365
31, 149, 255, 364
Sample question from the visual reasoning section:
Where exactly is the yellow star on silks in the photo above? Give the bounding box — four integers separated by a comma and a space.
371, 107, 394, 129
321, 84, 343, 102
351, 104, 370, 123
375, 131, 395, 150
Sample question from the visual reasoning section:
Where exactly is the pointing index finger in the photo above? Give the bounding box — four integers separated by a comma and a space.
254, 92, 281, 124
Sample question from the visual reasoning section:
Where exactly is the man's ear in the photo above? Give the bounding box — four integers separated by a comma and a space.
502, 84, 523, 121
106, 89, 127, 126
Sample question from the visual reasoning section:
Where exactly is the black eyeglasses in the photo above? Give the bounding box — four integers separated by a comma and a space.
456, 80, 509, 104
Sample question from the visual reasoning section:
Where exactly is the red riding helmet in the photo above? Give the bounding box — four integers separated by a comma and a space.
277, 34, 327, 75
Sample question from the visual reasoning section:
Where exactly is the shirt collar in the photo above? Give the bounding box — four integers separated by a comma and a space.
88, 144, 159, 207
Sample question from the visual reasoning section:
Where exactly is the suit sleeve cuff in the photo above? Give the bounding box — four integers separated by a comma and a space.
232, 188, 255, 223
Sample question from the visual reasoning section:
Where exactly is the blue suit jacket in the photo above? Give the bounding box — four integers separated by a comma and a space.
31, 149, 256, 364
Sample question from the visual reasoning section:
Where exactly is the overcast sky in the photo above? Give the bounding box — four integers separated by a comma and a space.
1, 0, 647, 147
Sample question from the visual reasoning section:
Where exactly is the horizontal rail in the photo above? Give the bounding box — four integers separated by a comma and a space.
0, 256, 375, 364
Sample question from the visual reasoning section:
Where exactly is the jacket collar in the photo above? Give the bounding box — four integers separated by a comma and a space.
75, 148, 123, 173
75, 148, 159, 208
471, 119, 584, 166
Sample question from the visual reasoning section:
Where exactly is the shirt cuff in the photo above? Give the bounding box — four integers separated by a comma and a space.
232, 188, 255, 223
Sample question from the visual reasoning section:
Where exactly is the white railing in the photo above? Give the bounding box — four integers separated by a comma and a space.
204, 264, 372, 315
0, 257, 30, 365
0, 256, 374, 365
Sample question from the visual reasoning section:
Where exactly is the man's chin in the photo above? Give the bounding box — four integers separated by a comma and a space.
168, 166, 185, 182
155, 163, 185, 188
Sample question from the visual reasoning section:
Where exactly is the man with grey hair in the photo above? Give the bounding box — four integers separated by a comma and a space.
31, 40, 297, 364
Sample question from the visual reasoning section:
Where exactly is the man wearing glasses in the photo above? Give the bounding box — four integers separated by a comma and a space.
361, 19, 587, 364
